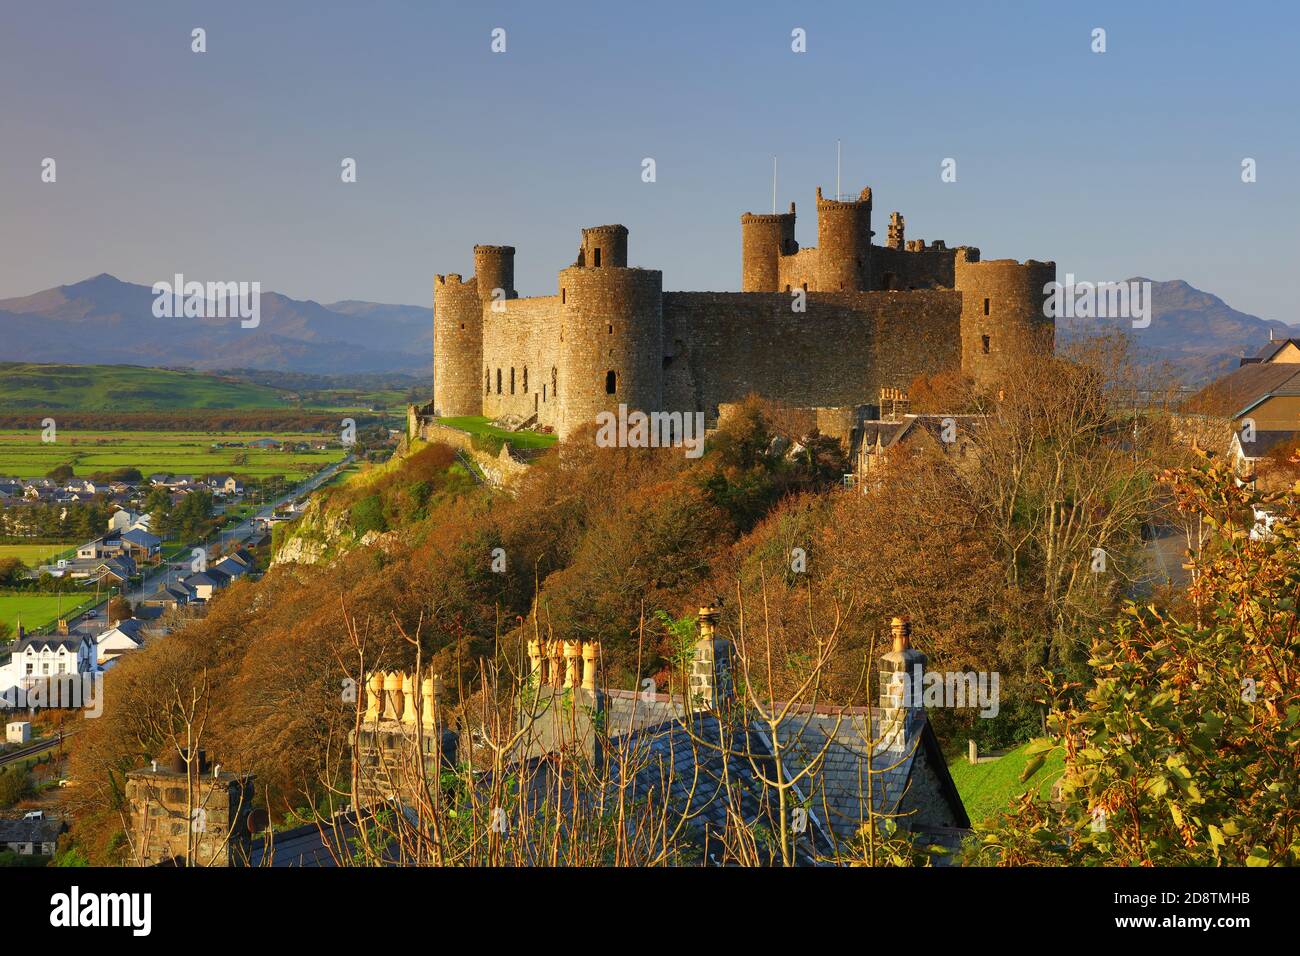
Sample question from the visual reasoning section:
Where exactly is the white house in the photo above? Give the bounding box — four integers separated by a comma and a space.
95, 618, 146, 665
5, 721, 31, 744
0, 630, 98, 698
107, 509, 140, 532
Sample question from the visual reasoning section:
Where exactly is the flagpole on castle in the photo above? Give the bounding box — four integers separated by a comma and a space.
772, 156, 777, 214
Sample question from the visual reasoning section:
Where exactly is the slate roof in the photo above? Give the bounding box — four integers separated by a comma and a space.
9, 635, 85, 654
99, 617, 146, 646
1243, 338, 1300, 364
0, 818, 64, 845
1190, 362, 1300, 419
213, 556, 250, 578
605, 712, 836, 864
509, 689, 968, 864
121, 528, 161, 548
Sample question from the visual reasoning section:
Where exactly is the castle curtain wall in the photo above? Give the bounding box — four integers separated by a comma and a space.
661, 290, 962, 422
481, 294, 563, 429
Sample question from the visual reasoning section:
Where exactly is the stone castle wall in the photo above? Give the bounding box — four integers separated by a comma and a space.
429, 186, 1054, 439
662, 291, 961, 421
482, 294, 563, 429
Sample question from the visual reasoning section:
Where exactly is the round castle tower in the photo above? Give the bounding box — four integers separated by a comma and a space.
816, 186, 873, 292
473, 244, 516, 304
558, 225, 663, 439
433, 246, 516, 418
954, 252, 1057, 387
740, 204, 797, 292
432, 273, 484, 418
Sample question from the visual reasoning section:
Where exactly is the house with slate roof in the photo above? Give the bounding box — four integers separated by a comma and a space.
343, 609, 969, 866
1192, 339, 1300, 468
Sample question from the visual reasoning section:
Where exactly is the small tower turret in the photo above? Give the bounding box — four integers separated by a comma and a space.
816, 186, 873, 292
578, 225, 628, 269
740, 202, 797, 292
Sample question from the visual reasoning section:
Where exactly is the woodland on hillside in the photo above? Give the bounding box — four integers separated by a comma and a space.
62, 337, 1272, 866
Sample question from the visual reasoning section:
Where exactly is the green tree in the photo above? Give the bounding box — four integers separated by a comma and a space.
971, 452, 1300, 866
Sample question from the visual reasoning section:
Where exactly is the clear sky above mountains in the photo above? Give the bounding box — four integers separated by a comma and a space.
2, 1, 1296, 320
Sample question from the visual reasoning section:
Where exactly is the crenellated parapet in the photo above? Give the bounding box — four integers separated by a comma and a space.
428, 182, 1054, 444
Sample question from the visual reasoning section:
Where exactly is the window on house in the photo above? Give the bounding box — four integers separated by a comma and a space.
982, 335, 991, 354
594, 248, 602, 267
552, 367, 558, 399
522, 367, 528, 392
605, 370, 617, 395
982, 297, 991, 316
486, 369, 491, 395
460, 322, 465, 330
496, 369, 502, 394
510, 368, 516, 394
608, 324, 613, 334
561, 288, 566, 304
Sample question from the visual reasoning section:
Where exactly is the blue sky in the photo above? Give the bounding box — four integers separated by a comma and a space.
2, 0, 1296, 320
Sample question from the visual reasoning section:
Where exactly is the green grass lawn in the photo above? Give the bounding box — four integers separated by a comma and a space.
0, 592, 106, 634
947, 741, 1066, 826
0, 544, 76, 566
0, 430, 346, 479
436, 416, 557, 451
0, 363, 291, 411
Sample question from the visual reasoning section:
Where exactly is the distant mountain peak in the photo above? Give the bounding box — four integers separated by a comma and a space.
0, 276, 430, 375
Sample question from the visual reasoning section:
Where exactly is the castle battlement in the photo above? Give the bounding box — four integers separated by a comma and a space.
425, 186, 1055, 441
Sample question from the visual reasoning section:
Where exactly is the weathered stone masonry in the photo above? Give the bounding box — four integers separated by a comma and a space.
424, 186, 1055, 440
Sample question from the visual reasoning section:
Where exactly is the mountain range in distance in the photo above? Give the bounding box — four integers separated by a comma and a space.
0, 274, 431, 375
0, 273, 1293, 387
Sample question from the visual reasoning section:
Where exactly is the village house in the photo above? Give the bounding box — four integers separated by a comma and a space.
107, 508, 140, 532
1192, 336, 1300, 470
0, 627, 97, 697
339, 610, 969, 867
0, 817, 65, 856
95, 617, 147, 665
120, 527, 162, 564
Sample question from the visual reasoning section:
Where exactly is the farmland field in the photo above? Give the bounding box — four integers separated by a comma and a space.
0, 430, 347, 479
0, 544, 75, 565
0, 363, 290, 411
0, 592, 105, 634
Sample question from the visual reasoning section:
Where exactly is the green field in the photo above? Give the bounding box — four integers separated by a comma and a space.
947, 741, 1067, 826
436, 416, 558, 451
0, 544, 75, 565
0, 363, 420, 423
0, 593, 106, 634
0, 430, 346, 479
0, 363, 291, 411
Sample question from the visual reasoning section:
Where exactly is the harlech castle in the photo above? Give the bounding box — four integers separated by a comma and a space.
414, 185, 1056, 442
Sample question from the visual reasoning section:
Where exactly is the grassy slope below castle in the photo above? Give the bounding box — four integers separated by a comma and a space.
946, 743, 1065, 826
